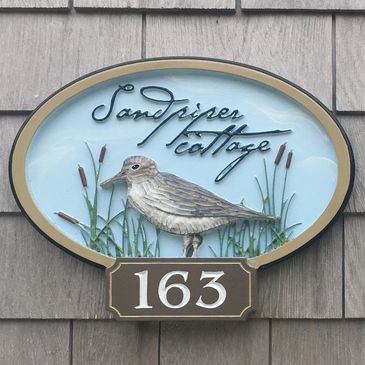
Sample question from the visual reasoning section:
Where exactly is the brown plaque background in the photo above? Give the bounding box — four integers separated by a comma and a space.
106, 258, 256, 320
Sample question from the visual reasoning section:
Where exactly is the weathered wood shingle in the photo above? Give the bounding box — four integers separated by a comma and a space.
0, 115, 24, 213
0, 215, 111, 319
340, 116, 365, 213
0, 0, 68, 8
337, 16, 365, 111
73, 321, 159, 364
272, 320, 365, 365
242, 0, 365, 11
75, 0, 236, 11
254, 217, 343, 318
146, 14, 332, 108
345, 215, 365, 318
0, 320, 70, 365
160, 320, 269, 365
0, 13, 142, 110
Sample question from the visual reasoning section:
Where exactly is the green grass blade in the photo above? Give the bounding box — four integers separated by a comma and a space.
154, 228, 161, 257
85, 142, 97, 178
272, 165, 277, 215
208, 246, 218, 257
80, 228, 89, 247
280, 169, 289, 227
263, 159, 272, 214
284, 193, 296, 230
255, 177, 267, 214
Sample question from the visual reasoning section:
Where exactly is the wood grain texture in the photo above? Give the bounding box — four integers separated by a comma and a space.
242, 0, 365, 10
0, 13, 142, 110
272, 320, 365, 365
345, 216, 365, 318
0, 116, 25, 213
160, 320, 269, 365
0, 320, 69, 365
0, 0, 68, 7
339, 116, 365, 213
253, 217, 343, 318
75, 0, 235, 10
0, 215, 112, 319
73, 320, 158, 365
146, 14, 332, 108
336, 16, 365, 111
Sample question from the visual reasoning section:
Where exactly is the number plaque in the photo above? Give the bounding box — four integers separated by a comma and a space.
106, 259, 256, 320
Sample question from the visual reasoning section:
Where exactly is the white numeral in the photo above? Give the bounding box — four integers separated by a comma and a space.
196, 271, 227, 309
158, 271, 190, 309
134, 270, 153, 309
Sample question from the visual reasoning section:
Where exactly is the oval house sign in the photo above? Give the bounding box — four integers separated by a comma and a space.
10, 58, 354, 320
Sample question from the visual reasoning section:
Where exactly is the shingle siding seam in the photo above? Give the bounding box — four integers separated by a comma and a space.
241, 0, 365, 11
73, 0, 236, 12
0, 0, 69, 9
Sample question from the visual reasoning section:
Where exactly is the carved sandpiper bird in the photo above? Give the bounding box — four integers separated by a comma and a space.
101, 156, 277, 257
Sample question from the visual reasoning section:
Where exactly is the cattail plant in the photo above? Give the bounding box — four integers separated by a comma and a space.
56, 212, 79, 225
272, 143, 286, 215
83, 142, 118, 254
78, 166, 87, 187
99, 145, 106, 163
280, 151, 293, 220
275, 143, 286, 165
286, 151, 293, 169
279, 151, 295, 233
210, 145, 300, 259
272, 149, 299, 248
186, 144, 297, 258
57, 143, 161, 258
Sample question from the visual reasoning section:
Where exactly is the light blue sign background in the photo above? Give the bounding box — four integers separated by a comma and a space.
25, 69, 338, 258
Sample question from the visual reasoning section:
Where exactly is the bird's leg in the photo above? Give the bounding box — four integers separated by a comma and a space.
191, 234, 203, 257
182, 234, 193, 257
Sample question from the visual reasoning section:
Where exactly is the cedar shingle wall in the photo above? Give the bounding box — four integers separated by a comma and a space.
0, 1, 364, 364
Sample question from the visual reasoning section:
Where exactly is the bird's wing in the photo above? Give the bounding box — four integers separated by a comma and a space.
143, 172, 275, 221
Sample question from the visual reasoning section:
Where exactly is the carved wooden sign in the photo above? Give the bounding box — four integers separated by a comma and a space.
10, 58, 354, 320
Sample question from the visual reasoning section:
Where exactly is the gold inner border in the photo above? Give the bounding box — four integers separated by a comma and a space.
107, 261, 253, 318
10, 59, 352, 269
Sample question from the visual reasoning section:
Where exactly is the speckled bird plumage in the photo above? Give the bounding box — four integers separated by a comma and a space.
101, 156, 277, 256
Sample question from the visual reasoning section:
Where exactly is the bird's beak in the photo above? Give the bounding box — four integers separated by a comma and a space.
100, 170, 126, 189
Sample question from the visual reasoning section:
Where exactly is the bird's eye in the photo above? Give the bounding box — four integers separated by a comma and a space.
131, 164, 140, 170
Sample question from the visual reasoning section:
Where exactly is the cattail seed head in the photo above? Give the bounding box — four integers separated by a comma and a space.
99, 145, 107, 163
56, 212, 79, 224
274, 143, 286, 165
78, 165, 87, 187
286, 151, 293, 169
